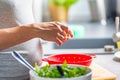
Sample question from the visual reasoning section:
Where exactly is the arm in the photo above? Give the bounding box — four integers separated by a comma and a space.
0, 22, 73, 50
0, 24, 36, 50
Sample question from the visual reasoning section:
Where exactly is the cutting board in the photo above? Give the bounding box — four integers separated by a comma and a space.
90, 62, 116, 80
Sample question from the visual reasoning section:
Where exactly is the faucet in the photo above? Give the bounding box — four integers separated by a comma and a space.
112, 17, 120, 59
112, 17, 120, 42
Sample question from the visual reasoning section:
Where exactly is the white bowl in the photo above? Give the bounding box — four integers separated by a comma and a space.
29, 64, 92, 80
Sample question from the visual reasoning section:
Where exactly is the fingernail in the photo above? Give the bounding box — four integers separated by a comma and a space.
66, 29, 69, 33
57, 43, 61, 46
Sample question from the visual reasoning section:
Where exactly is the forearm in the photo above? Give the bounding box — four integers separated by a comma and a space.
0, 24, 37, 50
0, 22, 73, 50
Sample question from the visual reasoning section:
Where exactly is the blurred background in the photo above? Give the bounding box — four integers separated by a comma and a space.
37, 0, 120, 51
41, 0, 118, 24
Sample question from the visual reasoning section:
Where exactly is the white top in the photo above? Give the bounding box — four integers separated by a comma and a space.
0, 0, 43, 79
0, 0, 43, 64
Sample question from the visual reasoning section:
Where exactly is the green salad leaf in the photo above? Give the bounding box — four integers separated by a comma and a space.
34, 61, 89, 78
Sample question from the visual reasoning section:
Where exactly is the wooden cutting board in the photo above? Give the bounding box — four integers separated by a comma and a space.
90, 62, 116, 80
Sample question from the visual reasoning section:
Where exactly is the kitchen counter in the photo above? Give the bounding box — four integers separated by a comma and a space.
44, 51, 120, 80
0, 51, 120, 80
93, 54, 120, 80
43, 46, 120, 80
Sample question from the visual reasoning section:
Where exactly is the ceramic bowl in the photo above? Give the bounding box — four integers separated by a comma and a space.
29, 64, 92, 80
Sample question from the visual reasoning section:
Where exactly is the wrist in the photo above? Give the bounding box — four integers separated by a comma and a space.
24, 23, 41, 38
20, 24, 38, 39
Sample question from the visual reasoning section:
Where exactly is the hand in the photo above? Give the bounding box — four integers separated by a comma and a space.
32, 22, 73, 46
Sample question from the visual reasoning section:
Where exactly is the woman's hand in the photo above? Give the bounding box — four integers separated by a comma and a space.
32, 22, 73, 46
0, 22, 73, 50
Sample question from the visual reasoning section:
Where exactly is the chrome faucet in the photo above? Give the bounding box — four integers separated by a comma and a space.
112, 17, 120, 42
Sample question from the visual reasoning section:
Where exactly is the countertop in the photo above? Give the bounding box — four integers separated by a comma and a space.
0, 50, 120, 80
92, 54, 120, 80
42, 47, 120, 80
45, 52, 120, 80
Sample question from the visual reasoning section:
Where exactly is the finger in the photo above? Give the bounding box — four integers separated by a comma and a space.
59, 31, 69, 41
68, 30, 73, 38
55, 37, 63, 46
56, 22, 68, 30
53, 22, 63, 32
57, 33, 67, 41
59, 31, 66, 37
55, 32, 68, 46
54, 22, 73, 39
56, 22, 72, 37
